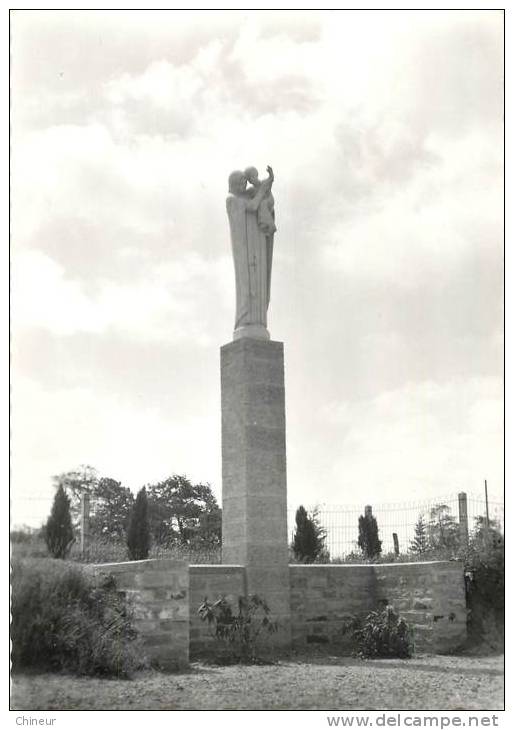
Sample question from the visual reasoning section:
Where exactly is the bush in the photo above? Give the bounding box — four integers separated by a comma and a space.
198, 594, 278, 663
354, 605, 413, 658
127, 487, 151, 561
464, 528, 504, 648
43, 486, 75, 559
11, 558, 147, 677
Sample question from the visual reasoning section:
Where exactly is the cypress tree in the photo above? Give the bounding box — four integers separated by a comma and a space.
292, 505, 327, 562
44, 485, 75, 558
358, 506, 382, 559
127, 487, 151, 560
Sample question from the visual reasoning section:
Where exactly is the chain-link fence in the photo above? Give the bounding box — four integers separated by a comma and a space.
288, 492, 504, 559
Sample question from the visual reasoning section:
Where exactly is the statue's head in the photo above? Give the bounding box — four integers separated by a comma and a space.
244, 166, 259, 186
228, 170, 247, 195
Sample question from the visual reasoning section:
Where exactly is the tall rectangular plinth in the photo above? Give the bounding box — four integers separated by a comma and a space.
221, 338, 291, 647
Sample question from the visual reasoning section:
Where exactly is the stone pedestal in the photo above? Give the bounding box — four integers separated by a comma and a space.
221, 338, 291, 646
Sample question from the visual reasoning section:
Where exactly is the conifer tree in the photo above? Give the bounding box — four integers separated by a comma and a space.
358, 506, 382, 559
127, 487, 151, 560
409, 514, 430, 554
292, 505, 328, 562
44, 485, 75, 558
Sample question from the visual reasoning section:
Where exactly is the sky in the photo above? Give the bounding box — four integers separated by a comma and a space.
10, 9, 504, 528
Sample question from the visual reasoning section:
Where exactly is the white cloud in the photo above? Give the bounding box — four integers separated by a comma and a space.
288, 376, 503, 509
12, 249, 234, 344
11, 374, 222, 528
10, 11, 504, 527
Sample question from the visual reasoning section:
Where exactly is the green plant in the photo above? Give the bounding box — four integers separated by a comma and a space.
291, 505, 329, 563
354, 605, 413, 658
147, 475, 221, 548
43, 485, 75, 558
198, 594, 278, 663
409, 514, 431, 554
357, 508, 382, 559
11, 558, 146, 676
127, 487, 151, 560
464, 520, 504, 648
427, 504, 459, 555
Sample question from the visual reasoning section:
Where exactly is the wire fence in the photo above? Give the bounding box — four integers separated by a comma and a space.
288, 493, 504, 559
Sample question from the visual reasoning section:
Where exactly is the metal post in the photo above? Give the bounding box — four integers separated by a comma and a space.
458, 492, 469, 547
80, 491, 90, 557
484, 479, 490, 529
392, 532, 399, 556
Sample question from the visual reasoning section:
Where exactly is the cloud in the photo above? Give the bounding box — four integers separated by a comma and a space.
11, 249, 233, 344
287, 376, 503, 508
10, 11, 503, 527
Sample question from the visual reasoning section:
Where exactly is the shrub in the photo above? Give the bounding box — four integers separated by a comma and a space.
464, 526, 504, 648
127, 487, 151, 560
43, 486, 75, 558
198, 594, 278, 663
11, 558, 146, 677
354, 605, 413, 658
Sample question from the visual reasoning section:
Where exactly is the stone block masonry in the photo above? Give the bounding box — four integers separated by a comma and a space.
221, 338, 291, 646
189, 565, 245, 657
92, 558, 189, 671
290, 561, 467, 653
90, 559, 467, 665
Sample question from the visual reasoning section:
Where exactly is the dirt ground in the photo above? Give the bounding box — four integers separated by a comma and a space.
11, 653, 504, 711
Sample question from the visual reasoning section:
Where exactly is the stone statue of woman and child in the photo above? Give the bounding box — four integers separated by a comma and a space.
226, 165, 276, 341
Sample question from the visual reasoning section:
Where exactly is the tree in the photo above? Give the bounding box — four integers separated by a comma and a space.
127, 487, 151, 560
52, 465, 99, 524
43, 485, 75, 558
291, 505, 328, 562
409, 514, 430, 554
89, 478, 134, 541
146, 475, 220, 547
427, 503, 459, 555
358, 507, 382, 559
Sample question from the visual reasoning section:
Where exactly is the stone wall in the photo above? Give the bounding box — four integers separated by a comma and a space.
92, 558, 189, 671
93, 559, 467, 666
290, 561, 466, 653
374, 561, 467, 653
189, 564, 246, 656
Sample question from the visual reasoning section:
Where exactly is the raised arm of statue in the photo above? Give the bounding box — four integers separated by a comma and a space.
244, 167, 273, 212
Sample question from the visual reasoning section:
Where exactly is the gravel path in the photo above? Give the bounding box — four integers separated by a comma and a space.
11, 654, 504, 711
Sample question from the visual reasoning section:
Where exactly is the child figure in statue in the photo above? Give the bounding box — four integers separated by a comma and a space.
244, 166, 277, 236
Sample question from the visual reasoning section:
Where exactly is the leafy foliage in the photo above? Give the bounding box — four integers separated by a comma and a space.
354, 605, 413, 658
43, 485, 75, 559
11, 558, 146, 676
198, 594, 278, 663
53, 465, 99, 523
427, 503, 460, 554
357, 509, 382, 559
146, 475, 221, 548
409, 514, 431, 554
127, 487, 151, 561
464, 517, 504, 648
291, 505, 329, 563
90, 478, 135, 540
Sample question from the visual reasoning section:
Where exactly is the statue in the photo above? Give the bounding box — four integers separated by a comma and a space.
226, 165, 276, 340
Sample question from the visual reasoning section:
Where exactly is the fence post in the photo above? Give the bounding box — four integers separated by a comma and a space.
392, 532, 399, 556
458, 491, 468, 547
80, 491, 90, 557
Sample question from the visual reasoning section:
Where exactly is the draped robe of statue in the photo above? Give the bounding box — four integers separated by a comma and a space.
226, 178, 273, 340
